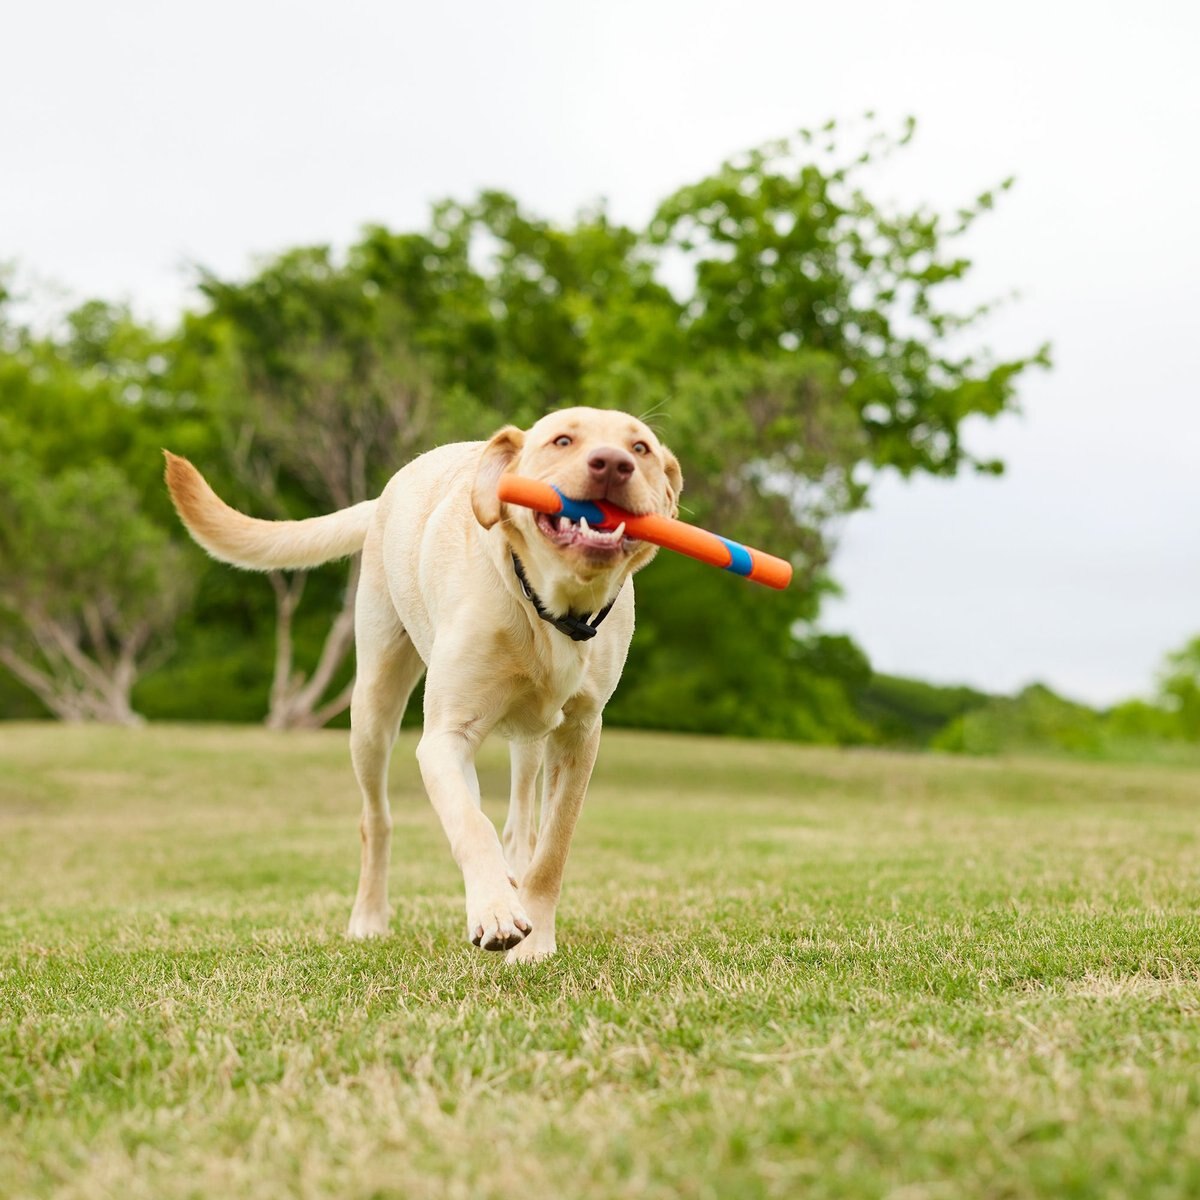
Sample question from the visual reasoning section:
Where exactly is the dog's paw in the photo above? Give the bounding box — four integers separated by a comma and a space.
465, 877, 532, 952
505, 930, 557, 964
347, 906, 391, 939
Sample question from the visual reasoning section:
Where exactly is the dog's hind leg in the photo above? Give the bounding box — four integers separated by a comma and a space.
347, 598, 425, 940
503, 739, 544, 885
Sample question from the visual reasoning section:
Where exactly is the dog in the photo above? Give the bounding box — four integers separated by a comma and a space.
164, 407, 681, 962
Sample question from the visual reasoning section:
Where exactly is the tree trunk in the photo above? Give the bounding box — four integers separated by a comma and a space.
263, 559, 359, 730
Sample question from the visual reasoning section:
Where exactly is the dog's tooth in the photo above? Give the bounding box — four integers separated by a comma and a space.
580, 516, 590, 533
612, 522, 626, 541
558, 516, 569, 531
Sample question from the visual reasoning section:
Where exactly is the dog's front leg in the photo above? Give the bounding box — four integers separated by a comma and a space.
503, 739, 544, 885
506, 716, 602, 964
416, 727, 532, 951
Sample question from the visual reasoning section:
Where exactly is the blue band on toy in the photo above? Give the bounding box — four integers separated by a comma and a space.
552, 487, 608, 528
719, 537, 753, 577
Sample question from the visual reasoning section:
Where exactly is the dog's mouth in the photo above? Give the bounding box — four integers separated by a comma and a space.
535, 511, 638, 555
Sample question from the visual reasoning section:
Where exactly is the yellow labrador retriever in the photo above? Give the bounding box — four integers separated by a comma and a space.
165, 408, 681, 962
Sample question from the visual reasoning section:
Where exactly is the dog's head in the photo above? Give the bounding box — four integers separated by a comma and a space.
471, 407, 682, 605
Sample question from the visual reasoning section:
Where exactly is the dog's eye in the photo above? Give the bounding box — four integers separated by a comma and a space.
553, 435, 573, 448
632, 441, 649, 455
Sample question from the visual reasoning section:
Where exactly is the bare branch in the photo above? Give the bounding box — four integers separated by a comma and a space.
41, 618, 115, 694
289, 557, 360, 717
266, 570, 306, 726
0, 645, 77, 719
81, 601, 114, 671
306, 677, 355, 728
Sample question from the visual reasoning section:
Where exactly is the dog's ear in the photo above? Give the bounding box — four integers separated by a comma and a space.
661, 447, 683, 518
471, 426, 526, 529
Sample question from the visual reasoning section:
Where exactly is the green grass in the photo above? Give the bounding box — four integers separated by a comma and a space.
2, 723, 1199, 1199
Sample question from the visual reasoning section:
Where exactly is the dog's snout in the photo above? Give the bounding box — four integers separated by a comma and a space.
588, 446, 636, 486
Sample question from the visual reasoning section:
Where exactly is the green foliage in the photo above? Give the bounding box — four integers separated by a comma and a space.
924, 635, 1200, 762
855, 672, 995, 746
0, 453, 186, 627
607, 555, 872, 742
0, 298, 241, 722
1104, 698, 1185, 742
616, 122, 1045, 725
0, 438, 193, 721
420, 192, 686, 419
195, 248, 443, 509
929, 680, 1200, 765
1158, 637, 1200, 739
934, 684, 1106, 756
649, 120, 1050, 480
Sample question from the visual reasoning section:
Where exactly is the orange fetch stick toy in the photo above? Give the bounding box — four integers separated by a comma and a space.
497, 475, 792, 590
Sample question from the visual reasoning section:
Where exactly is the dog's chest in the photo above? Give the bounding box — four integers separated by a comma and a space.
494, 645, 590, 742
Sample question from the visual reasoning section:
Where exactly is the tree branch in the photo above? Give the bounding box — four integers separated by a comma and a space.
289, 557, 360, 719
0, 644, 81, 720
266, 571, 306, 727
305, 677, 356, 729
40, 617, 115, 694
80, 601, 116, 671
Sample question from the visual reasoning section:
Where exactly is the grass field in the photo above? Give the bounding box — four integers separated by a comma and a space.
2, 722, 1199, 1199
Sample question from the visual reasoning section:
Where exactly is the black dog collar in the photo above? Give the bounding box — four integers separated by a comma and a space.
510, 553, 619, 642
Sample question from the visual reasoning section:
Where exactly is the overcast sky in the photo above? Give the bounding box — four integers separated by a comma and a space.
4, 0, 1197, 705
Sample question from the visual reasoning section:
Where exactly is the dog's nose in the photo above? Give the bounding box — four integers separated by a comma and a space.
588, 446, 636, 486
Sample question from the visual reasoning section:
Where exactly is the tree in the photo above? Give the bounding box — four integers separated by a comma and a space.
189, 248, 451, 728
640, 119, 1049, 528
933, 684, 1104, 757
0, 298, 203, 723
854, 673, 994, 746
1157, 636, 1200, 740
0, 445, 192, 724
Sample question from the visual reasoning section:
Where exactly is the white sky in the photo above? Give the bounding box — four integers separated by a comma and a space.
4, 0, 1197, 705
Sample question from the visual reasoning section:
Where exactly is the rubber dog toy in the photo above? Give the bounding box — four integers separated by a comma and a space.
497, 475, 793, 590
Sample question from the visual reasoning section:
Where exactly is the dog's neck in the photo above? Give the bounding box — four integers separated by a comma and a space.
487, 525, 627, 637
509, 553, 620, 642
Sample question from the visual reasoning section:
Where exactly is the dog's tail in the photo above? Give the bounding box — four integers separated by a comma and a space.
163, 451, 375, 571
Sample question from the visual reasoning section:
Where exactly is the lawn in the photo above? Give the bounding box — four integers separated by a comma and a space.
2, 722, 1199, 1199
